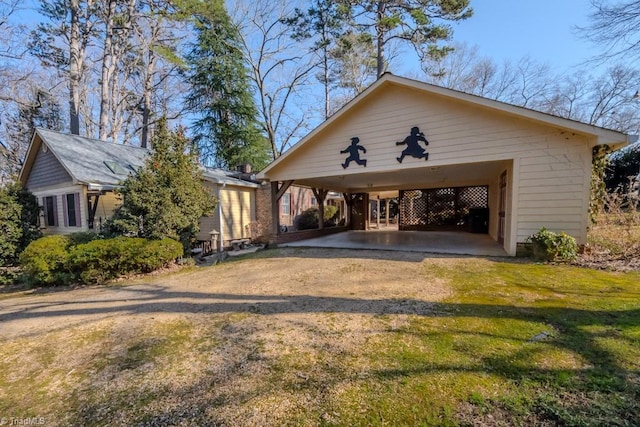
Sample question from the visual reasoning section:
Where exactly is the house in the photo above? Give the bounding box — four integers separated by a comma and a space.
19, 128, 147, 233
198, 166, 260, 248
257, 74, 635, 256
18, 129, 259, 247
278, 184, 345, 231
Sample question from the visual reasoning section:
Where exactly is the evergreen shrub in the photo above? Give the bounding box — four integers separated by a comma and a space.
296, 206, 339, 230
19, 235, 71, 286
20, 236, 183, 286
526, 228, 579, 262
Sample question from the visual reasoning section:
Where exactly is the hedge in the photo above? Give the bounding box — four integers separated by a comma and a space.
19, 235, 71, 286
19, 235, 183, 286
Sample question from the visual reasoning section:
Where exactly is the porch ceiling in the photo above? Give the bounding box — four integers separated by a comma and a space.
289, 159, 509, 192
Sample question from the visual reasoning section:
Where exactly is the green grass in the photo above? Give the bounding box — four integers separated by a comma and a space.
327, 259, 640, 426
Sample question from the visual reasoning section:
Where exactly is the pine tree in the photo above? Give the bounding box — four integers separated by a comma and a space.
339, 0, 473, 78
0, 183, 41, 267
106, 120, 216, 252
183, 0, 270, 170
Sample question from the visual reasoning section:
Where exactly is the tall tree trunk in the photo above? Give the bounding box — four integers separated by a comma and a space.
99, 0, 115, 141
375, 1, 385, 79
69, 0, 82, 135
141, 44, 156, 148
323, 45, 330, 119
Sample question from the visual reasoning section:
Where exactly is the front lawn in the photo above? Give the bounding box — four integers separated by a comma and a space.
0, 249, 638, 426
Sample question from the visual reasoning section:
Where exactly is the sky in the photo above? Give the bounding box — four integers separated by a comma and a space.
11, 0, 610, 77
13, 0, 605, 75
448, 0, 604, 74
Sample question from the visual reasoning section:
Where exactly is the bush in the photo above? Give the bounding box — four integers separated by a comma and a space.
67, 231, 100, 246
68, 237, 182, 284
0, 183, 41, 267
137, 238, 184, 272
19, 235, 71, 286
19, 235, 183, 286
526, 228, 579, 262
296, 205, 339, 230
0, 267, 20, 286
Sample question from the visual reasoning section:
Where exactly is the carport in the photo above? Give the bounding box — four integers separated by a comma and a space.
257, 74, 631, 256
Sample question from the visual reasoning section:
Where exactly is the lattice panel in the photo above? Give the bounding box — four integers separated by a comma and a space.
458, 186, 489, 209
399, 190, 427, 226
399, 186, 488, 230
428, 188, 456, 226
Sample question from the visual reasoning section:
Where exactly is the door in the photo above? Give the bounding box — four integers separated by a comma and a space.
498, 171, 507, 245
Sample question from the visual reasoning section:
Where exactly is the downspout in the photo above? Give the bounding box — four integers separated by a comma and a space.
218, 182, 226, 252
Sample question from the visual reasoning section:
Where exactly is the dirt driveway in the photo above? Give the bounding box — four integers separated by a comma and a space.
0, 248, 455, 426
0, 248, 451, 340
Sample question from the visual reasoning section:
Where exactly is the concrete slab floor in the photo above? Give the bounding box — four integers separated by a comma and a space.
280, 230, 508, 257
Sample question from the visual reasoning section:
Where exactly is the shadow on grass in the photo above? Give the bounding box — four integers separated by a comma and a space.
2, 247, 638, 425
45, 287, 635, 425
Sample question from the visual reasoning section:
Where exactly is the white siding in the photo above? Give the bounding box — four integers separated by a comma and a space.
220, 186, 255, 241
267, 83, 593, 250
33, 184, 89, 235
197, 184, 257, 243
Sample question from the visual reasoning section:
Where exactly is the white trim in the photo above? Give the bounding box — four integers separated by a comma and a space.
507, 158, 520, 256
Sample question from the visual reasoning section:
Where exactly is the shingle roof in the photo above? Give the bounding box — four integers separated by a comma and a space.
201, 167, 260, 188
35, 128, 148, 188
25, 128, 260, 190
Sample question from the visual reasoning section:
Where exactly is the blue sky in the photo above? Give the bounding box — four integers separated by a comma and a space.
13, 0, 605, 75
450, 0, 602, 73
14, 0, 603, 72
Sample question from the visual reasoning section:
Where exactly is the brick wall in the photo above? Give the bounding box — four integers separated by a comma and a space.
255, 183, 274, 243
274, 226, 348, 244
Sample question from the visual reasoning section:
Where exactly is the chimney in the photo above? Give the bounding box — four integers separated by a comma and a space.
236, 164, 252, 174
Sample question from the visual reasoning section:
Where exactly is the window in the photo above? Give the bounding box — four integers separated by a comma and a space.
43, 196, 57, 227
310, 197, 317, 206
281, 193, 290, 215
63, 193, 81, 227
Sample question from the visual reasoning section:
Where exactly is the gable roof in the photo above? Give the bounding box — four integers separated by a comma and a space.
259, 73, 636, 179
19, 128, 148, 191
19, 128, 260, 191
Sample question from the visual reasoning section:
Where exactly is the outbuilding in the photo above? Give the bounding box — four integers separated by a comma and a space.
257, 74, 634, 256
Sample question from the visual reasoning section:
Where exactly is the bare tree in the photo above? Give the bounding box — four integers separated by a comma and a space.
581, 1, 640, 62
234, 0, 316, 158
329, 31, 377, 100
422, 43, 640, 135
126, 0, 187, 148
29, 0, 98, 136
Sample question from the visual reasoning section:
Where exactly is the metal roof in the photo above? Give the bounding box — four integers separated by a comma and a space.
21, 129, 260, 190
34, 128, 148, 189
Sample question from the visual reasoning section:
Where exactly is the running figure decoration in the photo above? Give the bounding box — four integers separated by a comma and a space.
340, 137, 367, 169
396, 126, 429, 163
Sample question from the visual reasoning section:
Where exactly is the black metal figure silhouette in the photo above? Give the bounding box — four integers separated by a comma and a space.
396, 126, 429, 163
341, 137, 367, 169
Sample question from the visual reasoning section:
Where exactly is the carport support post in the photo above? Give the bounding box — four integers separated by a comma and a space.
385, 198, 390, 227
312, 188, 328, 230
270, 182, 280, 236
343, 193, 353, 227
